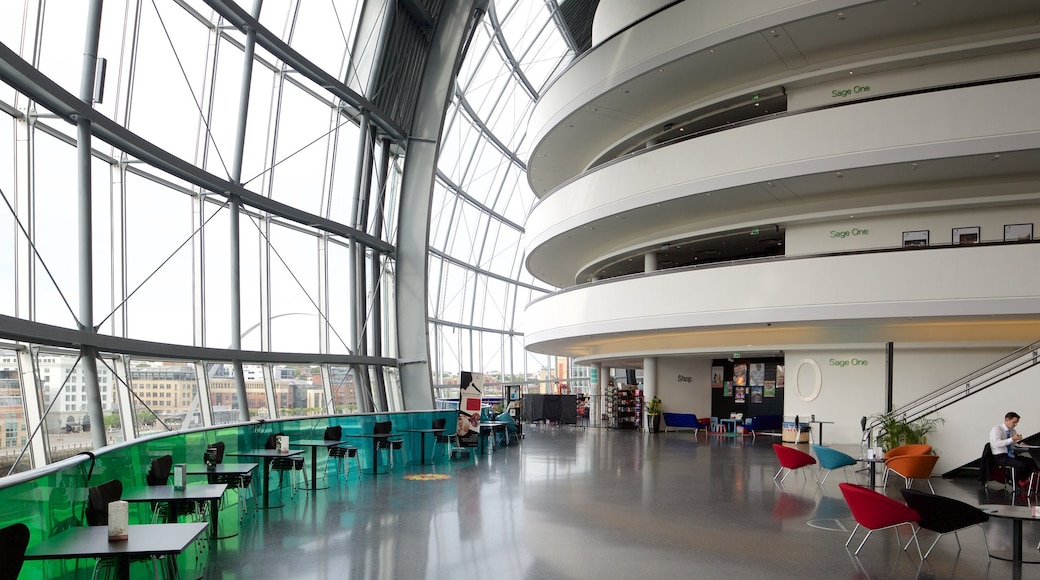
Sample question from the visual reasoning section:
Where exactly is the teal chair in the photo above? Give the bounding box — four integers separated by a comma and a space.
812, 444, 857, 484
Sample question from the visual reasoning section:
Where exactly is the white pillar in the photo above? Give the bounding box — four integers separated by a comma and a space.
591, 362, 602, 428
645, 251, 658, 272
643, 357, 657, 431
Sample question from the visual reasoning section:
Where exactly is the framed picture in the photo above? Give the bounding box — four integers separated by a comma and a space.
1005, 223, 1033, 242
711, 366, 724, 388
733, 364, 747, 387
749, 363, 765, 387
902, 230, 929, 248
952, 226, 980, 245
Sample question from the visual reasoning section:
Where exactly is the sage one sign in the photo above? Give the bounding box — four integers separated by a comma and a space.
829, 358, 869, 367
830, 227, 868, 239
832, 84, 871, 98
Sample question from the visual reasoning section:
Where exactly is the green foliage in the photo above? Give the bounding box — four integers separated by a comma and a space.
646, 396, 662, 416
870, 412, 944, 450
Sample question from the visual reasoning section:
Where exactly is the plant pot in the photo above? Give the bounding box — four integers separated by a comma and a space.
649, 414, 661, 433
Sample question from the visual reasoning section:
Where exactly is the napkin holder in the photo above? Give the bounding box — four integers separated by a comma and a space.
173, 463, 186, 490
108, 500, 129, 541
276, 435, 289, 453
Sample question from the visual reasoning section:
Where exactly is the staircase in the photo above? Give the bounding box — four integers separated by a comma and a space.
863, 340, 1040, 476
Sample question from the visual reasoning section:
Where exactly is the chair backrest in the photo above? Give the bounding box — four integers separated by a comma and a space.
900, 488, 988, 533
839, 483, 920, 530
432, 418, 447, 430
86, 479, 123, 526
209, 441, 226, 463
884, 444, 933, 460
773, 443, 816, 470
373, 421, 392, 436
146, 454, 173, 486
324, 425, 342, 441
0, 522, 30, 580
885, 453, 940, 479
811, 445, 857, 470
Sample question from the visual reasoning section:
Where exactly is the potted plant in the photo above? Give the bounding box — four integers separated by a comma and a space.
869, 412, 944, 451
646, 396, 663, 433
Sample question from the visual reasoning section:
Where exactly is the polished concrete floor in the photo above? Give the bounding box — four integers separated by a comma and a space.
199, 425, 1040, 580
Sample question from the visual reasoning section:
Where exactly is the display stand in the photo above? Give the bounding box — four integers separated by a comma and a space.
505, 385, 524, 438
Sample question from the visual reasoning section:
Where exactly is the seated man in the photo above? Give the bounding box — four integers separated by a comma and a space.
990, 411, 1038, 489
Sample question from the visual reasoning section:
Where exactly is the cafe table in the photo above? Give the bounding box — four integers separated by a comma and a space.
293, 439, 350, 490
478, 421, 507, 454
227, 449, 303, 509
977, 504, 1040, 564
400, 428, 445, 464
344, 432, 398, 476
121, 483, 227, 540
23, 522, 208, 580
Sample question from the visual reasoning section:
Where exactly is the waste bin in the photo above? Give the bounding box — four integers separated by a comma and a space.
782, 421, 811, 443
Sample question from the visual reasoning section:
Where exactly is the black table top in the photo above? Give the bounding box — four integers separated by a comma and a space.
121, 484, 227, 502
24, 522, 208, 560
227, 449, 303, 458
184, 462, 258, 475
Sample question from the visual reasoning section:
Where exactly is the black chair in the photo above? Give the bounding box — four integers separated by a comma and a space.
266, 433, 305, 496
374, 421, 405, 469
432, 418, 455, 460
146, 454, 172, 485
0, 522, 30, 580
324, 426, 360, 478
86, 479, 169, 579
979, 442, 1016, 491
85, 479, 123, 526
146, 454, 190, 523
900, 488, 990, 559
204, 441, 252, 520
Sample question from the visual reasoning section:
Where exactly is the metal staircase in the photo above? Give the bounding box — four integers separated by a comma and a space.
862, 340, 1040, 476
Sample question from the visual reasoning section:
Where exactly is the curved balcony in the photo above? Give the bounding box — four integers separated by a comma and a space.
524, 243, 1040, 361
528, 0, 1040, 196
525, 78, 1040, 288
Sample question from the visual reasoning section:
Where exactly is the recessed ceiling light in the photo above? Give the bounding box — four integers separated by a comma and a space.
836, 172, 844, 178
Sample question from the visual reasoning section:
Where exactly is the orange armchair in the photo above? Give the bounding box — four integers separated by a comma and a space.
885, 454, 940, 493
881, 444, 933, 487
839, 482, 922, 557
772, 443, 817, 483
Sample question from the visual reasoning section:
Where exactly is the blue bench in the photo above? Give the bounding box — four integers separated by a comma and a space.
744, 414, 784, 438
662, 412, 703, 434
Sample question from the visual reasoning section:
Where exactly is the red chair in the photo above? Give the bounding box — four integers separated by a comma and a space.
839, 483, 922, 557
772, 444, 817, 483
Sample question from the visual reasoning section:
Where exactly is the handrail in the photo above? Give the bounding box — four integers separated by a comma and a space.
864, 340, 1040, 439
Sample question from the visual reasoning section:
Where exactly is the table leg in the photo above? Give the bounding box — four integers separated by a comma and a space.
310, 447, 318, 490
372, 439, 380, 476
210, 497, 220, 539
263, 458, 270, 509
116, 554, 130, 580
420, 433, 427, 464
1014, 519, 1023, 562
817, 424, 824, 446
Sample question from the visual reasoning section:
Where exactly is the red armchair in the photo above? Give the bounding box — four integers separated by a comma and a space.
839, 482, 922, 557
772, 443, 817, 483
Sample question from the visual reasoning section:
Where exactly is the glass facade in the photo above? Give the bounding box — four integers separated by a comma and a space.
0, 1, 582, 477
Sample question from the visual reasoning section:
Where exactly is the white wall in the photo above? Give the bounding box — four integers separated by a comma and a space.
654, 357, 712, 418
786, 205, 1040, 256
783, 346, 1034, 472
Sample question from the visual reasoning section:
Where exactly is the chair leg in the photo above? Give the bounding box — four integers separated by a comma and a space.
845, 523, 862, 547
